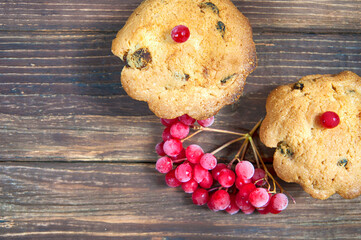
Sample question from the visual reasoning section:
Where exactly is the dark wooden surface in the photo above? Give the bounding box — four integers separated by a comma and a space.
1, 0, 361, 239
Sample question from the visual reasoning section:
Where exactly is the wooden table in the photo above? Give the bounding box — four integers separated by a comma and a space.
1, 0, 361, 239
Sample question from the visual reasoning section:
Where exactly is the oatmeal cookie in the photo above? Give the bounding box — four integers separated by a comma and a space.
112, 0, 256, 119
260, 71, 361, 199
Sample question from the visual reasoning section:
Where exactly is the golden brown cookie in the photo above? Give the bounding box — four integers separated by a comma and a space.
112, 0, 256, 120
260, 71, 361, 200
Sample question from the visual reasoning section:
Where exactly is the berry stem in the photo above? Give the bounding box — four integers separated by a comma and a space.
211, 136, 246, 155
192, 126, 246, 137
181, 129, 202, 142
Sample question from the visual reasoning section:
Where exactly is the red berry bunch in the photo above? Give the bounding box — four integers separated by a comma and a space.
155, 115, 290, 215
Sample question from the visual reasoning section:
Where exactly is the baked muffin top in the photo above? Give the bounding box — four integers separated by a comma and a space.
260, 71, 361, 199
112, 0, 256, 119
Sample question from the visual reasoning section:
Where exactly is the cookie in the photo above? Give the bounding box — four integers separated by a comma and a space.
260, 71, 361, 200
111, 0, 257, 120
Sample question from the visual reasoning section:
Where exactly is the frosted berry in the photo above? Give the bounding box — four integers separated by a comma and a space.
199, 171, 213, 189
211, 163, 227, 181
155, 156, 173, 174
235, 193, 253, 211
200, 153, 217, 170
186, 144, 204, 164
160, 118, 178, 127
171, 25, 190, 43
242, 207, 255, 215
197, 116, 215, 127
207, 194, 218, 212
249, 188, 270, 208
235, 161, 255, 180
155, 141, 166, 156
235, 177, 251, 190
175, 162, 193, 182
163, 139, 183, 157
210, 189, 231, 211
320, 111, 340, 128
252, 168, 266, 186
270, 193, 288, 211
170, 148, 186, 161
178, 114, 196, 125
165, 169, 181, 188
193, 164, 208, 183
238, 183, 256, 199
170, 122, 190, 139
182, 179, 198, 193
192, 188, 209, 206
217, 168, 236, 188
225, 194, 240, 215
162, 127, 172, 141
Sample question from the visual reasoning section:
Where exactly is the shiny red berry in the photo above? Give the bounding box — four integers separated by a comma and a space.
171, 25, 190, 43
320, 111, 340, 128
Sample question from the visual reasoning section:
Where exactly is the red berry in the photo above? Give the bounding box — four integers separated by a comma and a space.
249, 188, 270, 208
210, 190, 231, 211
212, 163, 227, 181
155, 141, 166, 156
170, 122, 190, 139
165, 169, 181, 188
242, 207, 255, 215
238, 183, 256, 199
171, 25, 190, 43
175, 162, 193, 182
160, 118, 178, 127
217, 168, 236, 188
207, 194, 218, 212
199, 171, 213, 189
257, 207, 271, 215
320, 111, 340, 128
200, 153, 217, 170
235, 177, 251, 190
235, 161, 255, 180
182, 179, 198, 193
252, 168, 266, 186
178, 114, 196, 125
155, 156, 173, 174
270, 193, 288, 211
192, 188, 209, 206
170, 148, 186, 161
225, 194, 240, 215
186, 144, 204, 164
163, 139, 183, 157
162, 127, 172, 141
197, 116, 215, 127
193, 164, 208, 183
235, 193, 253, 211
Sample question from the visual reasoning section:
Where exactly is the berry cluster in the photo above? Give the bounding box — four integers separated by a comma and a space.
155, 115, 289, 215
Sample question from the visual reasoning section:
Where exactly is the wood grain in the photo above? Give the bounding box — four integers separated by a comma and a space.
0, 0, 360, 33
1, 162, 361, 239
1, 0, 361, 238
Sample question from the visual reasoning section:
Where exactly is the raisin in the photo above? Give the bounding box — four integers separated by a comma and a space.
293, 82, 304, 90
126, 48, 152, 69
276, 141, 293, 157
337, 159, 348, 167
216, 21, 226, 38
174, 72, 190, 81
199, 2, 219, 15
221, 74, 236, 84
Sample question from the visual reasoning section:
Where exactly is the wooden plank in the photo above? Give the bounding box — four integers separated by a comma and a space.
1, 162, 361, 239
1, 31, 360, 162
0, 0, 360, 33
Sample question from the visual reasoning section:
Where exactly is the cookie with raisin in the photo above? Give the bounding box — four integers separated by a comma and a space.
260, 71, 361, 199
111, 0, 257, 120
